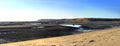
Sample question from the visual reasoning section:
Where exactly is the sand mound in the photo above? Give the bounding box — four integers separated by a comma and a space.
0, 28, 120, 46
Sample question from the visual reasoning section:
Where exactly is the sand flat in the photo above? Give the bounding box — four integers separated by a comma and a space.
0, 28, 120, 46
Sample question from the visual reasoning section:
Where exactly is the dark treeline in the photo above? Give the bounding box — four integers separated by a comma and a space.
74, 18, 120, 21
89, 18, 120, 21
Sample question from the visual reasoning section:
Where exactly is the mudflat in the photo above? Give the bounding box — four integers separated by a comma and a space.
0, 28, 120, 46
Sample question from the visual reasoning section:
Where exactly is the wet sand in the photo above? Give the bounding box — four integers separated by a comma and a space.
0, 28, 120, 46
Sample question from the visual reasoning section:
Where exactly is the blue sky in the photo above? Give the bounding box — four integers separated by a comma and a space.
0, 0, 120, 21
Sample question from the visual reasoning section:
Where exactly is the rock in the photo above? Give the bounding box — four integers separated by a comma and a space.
51, 45, 56, 46
89, 40, 94, 43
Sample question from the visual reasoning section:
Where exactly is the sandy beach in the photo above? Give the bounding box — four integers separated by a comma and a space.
0, 28, 120, 46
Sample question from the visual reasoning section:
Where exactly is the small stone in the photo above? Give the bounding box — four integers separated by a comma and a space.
89, 40, 95, 43
74, 45, 77, 46
40, 45, 45, 46
51, 45, 56, 46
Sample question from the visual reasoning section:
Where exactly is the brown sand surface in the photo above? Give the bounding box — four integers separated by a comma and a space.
0, 28, 120, 46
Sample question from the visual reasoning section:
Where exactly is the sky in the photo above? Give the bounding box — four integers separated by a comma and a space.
0, 0, 120, 21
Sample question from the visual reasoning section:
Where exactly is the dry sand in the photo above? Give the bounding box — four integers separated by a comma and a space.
0, 28, 120, 46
